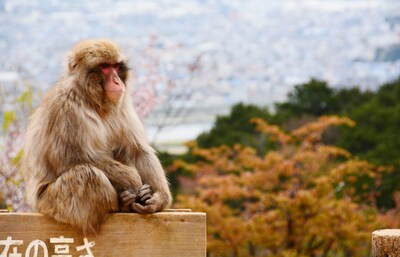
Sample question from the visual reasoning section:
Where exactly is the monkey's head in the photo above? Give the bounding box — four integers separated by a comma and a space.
67, 39, 129, 107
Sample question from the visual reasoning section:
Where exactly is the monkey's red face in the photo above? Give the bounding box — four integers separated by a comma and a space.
100, 63, 126, 103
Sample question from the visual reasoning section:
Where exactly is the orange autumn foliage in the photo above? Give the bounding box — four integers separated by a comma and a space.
174, 116, 397, 257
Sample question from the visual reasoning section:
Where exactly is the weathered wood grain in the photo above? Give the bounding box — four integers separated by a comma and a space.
372, 229, 400, 257
0, 211, 206, 257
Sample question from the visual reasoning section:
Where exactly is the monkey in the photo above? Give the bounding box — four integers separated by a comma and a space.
22, 39, 172, 234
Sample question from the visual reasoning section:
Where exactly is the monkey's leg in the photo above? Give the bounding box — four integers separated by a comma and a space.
36, 164, 118, 235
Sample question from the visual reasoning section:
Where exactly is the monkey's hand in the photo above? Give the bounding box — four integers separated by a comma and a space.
131, 192, 163, 214
136, 184, 153, 205
119, 189, 137, 212
120, 184, 153, 212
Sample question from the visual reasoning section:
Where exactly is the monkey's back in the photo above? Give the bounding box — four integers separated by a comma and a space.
22, 78, 105, 209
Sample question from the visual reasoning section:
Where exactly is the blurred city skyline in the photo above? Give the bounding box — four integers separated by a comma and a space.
0, 0, 399, 147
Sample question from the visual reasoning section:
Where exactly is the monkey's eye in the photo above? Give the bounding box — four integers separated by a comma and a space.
113, 63, 121, 72
99, 63, 112, 74
99, 63, 110, 69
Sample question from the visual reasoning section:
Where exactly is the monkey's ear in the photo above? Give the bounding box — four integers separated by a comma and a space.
67, 53, 77, 73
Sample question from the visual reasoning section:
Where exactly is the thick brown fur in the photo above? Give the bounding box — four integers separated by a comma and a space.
22, 39, 172, 235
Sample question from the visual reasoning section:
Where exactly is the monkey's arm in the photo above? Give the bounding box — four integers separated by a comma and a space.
120, 99, 172, 213
131, 147, 172, 213
93, 160, 142, 192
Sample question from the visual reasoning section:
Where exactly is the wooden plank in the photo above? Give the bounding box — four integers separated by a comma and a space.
163, 209, 192, 212
0, 211, 206, 257
372, 229, 400, 257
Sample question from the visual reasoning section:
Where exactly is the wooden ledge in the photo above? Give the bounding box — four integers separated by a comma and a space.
372, 229, 400, 257
0, 210, 206, 257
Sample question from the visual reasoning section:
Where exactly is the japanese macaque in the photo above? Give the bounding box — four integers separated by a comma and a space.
22, 39, 172, 234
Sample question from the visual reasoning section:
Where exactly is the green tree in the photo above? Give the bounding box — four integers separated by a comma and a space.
275, 79, 337, 117
196, 103, 273, 154
338, 78, 400, 164
274, 79, 373, 123
194, 80, 374, 150
338, 78, 400, 207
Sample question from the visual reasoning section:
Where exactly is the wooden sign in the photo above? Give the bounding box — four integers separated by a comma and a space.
0, 210, 206, 257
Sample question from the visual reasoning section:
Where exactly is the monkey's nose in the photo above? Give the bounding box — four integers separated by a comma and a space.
113, 75, 120, 85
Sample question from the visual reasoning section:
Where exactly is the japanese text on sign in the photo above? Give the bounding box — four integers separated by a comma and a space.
0, 236, 95, 257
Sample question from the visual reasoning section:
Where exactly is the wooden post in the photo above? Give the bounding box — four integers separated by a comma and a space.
372, 229, 400, 257
0, 210, 206, 257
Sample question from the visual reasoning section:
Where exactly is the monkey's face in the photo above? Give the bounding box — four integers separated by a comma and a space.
68, 39, 129, 104
98, 62, 126, 103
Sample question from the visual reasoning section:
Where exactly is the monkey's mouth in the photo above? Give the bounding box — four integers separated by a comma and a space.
106, 90, 125, 103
